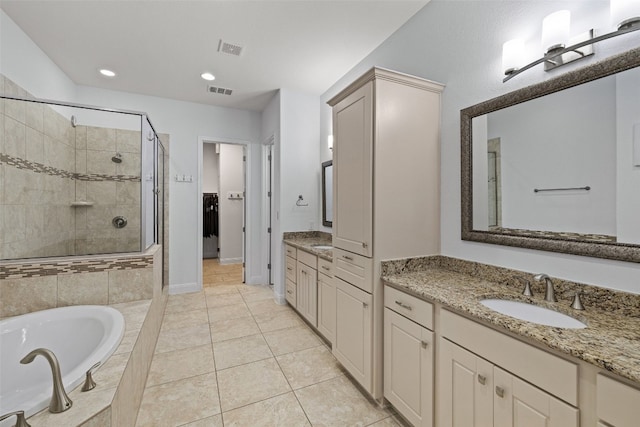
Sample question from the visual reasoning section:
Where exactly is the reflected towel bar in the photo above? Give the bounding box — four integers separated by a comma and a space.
534, 186, 590, 193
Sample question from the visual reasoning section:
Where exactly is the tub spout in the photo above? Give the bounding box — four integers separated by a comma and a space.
0, 410, 31, 427
20, 348, 73, 413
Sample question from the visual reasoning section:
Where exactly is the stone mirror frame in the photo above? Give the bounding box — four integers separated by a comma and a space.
461, 46, 640, 263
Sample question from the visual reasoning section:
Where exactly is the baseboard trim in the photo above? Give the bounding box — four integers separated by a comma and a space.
168, 282, 200, 295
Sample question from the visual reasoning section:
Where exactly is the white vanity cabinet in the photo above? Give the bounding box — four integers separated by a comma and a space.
437, 309, 579, 427
317, 258, 336, 343
383, 286, 434, 427
597, 374, 640, 427
329, 67, 444, 400
284, 244, 297, 308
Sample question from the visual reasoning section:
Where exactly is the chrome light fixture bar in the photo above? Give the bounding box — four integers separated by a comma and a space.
504, 18, 640, 83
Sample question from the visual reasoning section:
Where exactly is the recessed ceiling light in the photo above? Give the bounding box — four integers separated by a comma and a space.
201, 72, 216, 81
99, 69, 116, 78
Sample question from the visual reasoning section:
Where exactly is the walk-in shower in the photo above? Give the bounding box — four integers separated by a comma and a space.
0, 85, 165, 260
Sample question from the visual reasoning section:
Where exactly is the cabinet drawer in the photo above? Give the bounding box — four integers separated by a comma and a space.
285, 279, 296, 308
318, 258, 333, 277
285, 256, 296, 282
384, 285, 433, 330
441, 309, 578, 406
334, 248, 373, 293
597, 374, 640, 427
285, 244, 297, 259
297, 249, 317, 269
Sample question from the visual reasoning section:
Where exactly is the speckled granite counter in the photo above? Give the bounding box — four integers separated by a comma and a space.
283, 231, 333, 261
382, 256, 640, 385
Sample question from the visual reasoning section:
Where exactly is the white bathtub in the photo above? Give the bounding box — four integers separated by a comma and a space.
0, 305, 124, 422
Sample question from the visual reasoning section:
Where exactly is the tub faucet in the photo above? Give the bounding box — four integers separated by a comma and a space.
534, 273, 557, 302
0, 410, 31, 427
20, 348, 73, 413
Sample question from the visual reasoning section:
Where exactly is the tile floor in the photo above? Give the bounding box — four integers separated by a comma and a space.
134, 261, 404, 427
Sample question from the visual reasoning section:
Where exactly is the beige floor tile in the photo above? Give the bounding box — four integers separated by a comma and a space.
179, 414, 223, 427
368, 415, 409, 426
136, 372, 220, 427
165, 291, 207, 313
205, 292, 245, 308
277, 345, 344, 389
240, 288, 275, 303
207, 303, 251, 323
155, 323, 212, 354
246, 298, 291, 315
147, 344, 215, 387
213, 333, 272, 370
203, 284, 241, 296
295, 375, 389, 427
161, 308, 209, 331
263, 326, 322, 356
209, 316, 260, 343
254, 309, 305, 333
217, 358, 291, 412
222, 392, 310, 427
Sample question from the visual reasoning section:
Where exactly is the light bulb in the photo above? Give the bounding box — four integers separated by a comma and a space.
502, 39, 525, 75
542, 10, 570, 54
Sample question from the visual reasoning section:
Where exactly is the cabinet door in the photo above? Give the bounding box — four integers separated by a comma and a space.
437, 339, 493, 427
333, 278, 373, 392
494, 366, 578, 427
332, 81, 373, 257
318, 272, 336, 343
296, 262, 317, 327
384, 308, 433, 427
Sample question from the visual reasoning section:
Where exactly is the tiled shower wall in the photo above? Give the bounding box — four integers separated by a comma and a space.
0, 74, 141, 259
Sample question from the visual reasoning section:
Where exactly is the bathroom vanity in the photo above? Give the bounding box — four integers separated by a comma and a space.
381, 256, 640, 427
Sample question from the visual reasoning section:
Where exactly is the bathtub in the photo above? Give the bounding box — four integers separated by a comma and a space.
0, 305, 124, 423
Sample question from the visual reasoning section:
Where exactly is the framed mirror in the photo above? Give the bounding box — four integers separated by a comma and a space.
461, 46, 640, 263
322, 160, 333, 227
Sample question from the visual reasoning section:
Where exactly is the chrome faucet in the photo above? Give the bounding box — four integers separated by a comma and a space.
0, 410, 31, 427
534, 273, 557, 302
20, 348, 73, 413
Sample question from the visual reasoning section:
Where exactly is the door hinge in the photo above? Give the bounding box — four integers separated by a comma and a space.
242, 227, 245, 232
268, 154, 272, 161
243, 191, 246, 197
242, 262, 245, 268
243, 155, 246, 161
267, 227, 271, 233
268, 191, 271, 197
267, 263, 271, 270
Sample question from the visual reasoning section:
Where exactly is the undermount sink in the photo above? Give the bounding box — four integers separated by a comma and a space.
480, 299, 586, 329
311, 244, 333, 250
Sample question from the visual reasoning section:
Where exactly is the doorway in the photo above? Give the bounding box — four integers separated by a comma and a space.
201, 140, 247, 286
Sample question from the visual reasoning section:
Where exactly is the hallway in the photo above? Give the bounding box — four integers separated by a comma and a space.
135, 270, 402, 426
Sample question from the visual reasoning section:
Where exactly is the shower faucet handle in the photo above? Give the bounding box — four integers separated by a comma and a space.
82, 362, 101, 392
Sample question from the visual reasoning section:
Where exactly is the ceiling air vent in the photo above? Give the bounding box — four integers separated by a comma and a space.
218, 39, 243, 56
207, 85, 233, 96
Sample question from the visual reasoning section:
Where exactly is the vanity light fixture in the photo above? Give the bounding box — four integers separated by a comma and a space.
200, 72, 216, 81
328, 135, 334, 150
502, 39, 525, 75
503, 4, 640, 82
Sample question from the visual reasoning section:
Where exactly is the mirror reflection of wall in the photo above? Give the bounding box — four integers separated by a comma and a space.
322, 160, 333, 227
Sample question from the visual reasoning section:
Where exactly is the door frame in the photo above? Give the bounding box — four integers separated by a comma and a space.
197, 136, 251, 289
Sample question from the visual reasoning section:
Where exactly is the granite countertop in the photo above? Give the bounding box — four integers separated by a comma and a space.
382, 257, 640, 385
283, 231, 333, 261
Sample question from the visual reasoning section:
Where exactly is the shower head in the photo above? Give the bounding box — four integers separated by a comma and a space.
112, 153, 122, 163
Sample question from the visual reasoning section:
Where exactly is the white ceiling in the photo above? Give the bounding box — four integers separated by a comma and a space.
1, 0, 429, 111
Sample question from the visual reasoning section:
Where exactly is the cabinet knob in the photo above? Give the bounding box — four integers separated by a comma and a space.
495, 386, 505, 398
322, 266, 330, 271
421, 341, 428, 349
477, 374, 486, 385
363, 302, 369, 308
362, 242, 368, 248
395, 300, 412, 311
343, 255, 354, 261
287, 290, 292, 294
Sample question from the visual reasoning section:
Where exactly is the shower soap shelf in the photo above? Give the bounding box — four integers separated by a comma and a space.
71, 201, 94, 207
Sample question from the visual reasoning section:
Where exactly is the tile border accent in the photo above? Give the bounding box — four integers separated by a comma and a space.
0, 152, 141, 182
0, 255, 153, 280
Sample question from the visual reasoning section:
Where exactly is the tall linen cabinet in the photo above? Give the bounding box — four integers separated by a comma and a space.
328, 67, 443, 401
